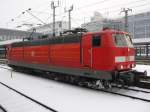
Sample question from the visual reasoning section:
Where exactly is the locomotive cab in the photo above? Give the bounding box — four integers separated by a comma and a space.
112, 32, 135, 71
82, 29, 135, 72
81, 29, 136, 85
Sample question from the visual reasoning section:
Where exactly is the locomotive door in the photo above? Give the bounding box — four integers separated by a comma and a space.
82, 35, 92, 68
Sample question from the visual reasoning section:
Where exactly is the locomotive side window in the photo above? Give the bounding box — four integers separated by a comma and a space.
92, 35, 101, 47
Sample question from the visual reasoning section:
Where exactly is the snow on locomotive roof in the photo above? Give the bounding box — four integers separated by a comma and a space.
0, 39, 23, 46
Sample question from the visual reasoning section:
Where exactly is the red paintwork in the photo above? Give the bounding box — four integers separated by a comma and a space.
9, 47, 23, 61
7, 29, 135, 73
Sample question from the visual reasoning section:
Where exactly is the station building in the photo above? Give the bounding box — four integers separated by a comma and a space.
81, 11, 150, 40
0, 28, 41, 59
0, 28, 40, 41
81, 12, 124, 32
28, 21, 69, 36
128, 12, 150, 39
81, 11, 150, 57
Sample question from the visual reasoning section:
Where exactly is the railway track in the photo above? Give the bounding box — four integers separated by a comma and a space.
95, 87, 150, 102
0, 81, 58, 112
71, 80, 150, 103
57, 79, 150, 103
136, 57, 150, 65
0, 59, 7, 64
1, 64, 150, 103
46, 75, 150, 103
0, 105, 7, 112
112, 85, 150, 93
46, 78, 150, 103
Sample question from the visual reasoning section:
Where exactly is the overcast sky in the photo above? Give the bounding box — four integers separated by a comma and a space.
0, 0, 150, 30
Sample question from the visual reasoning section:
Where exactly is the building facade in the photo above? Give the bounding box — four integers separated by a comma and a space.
0, 28, 40, 41
81, 11, 150, 40
29, 21, 69, 36
128, 12, 150, 39
81, 19, 123, 32
81, 12, 124, 32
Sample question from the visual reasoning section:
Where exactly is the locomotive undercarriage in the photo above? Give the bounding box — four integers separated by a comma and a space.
113, 70, 147, 87
36, 70, 147, 89
44, 70, 147, 89
9, 64, 147, 89
49, 69, 148, 89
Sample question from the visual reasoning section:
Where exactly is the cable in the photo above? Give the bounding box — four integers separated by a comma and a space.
52, 0, 150, 21
77, 0, 110, 9
76, 0, 147, 12
7, 0, 150, 30
73, 0, 150, 19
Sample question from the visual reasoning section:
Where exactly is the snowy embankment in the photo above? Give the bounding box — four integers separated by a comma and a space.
0, 64, 150, 112
134, 65, 150, 76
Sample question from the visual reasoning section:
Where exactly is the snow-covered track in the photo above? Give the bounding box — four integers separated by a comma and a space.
0, 105, 7, 112
1, 64, 150, 103
112, 85, 150, 93
44, 79, 150, 103
57, 80, 150, 103
0, 81, 58, 112
0, 59, 7, 64
96, 88, 150, 102
73, 83, 150, 103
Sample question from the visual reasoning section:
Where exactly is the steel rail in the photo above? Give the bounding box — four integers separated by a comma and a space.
1, 64, 150, 103
96, 88, 150, 102
112, 85, 150, 93
0, 82, 58, 112
0, 105, 7, 112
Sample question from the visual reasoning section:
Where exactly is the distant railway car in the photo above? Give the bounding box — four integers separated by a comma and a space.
0, 45, 6, 59
7, 28, 144, 88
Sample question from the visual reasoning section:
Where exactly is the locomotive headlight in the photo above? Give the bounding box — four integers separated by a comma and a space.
131, 64, 135, 68
116, 64, 124, 70
127, 64, 130, 68
120, 65, 123, 69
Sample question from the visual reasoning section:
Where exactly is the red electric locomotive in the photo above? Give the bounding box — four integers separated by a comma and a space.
6, 28, 145, 88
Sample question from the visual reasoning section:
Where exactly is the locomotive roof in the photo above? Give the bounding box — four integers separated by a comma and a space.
83, 29, 128, 36
11, 33, 82, 47
10, 29, 128, 48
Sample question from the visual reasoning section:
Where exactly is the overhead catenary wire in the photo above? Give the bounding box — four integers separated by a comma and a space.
10, 0, 149, 22
75, 0, 148, 12
73, 0, 150, 16
72, 0, 150, 23
6, 0, 150, 30
25, 9, 47, 25
54, 0, 150, 24
5, 0, 52, 28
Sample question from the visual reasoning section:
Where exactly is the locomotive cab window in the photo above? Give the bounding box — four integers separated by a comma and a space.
92, 35, 101, 47
113, 34, 133, 47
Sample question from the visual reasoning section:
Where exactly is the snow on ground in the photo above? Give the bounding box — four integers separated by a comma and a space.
0, 65, 150, 112
134, 64, 150, 76
0, 109, 4, 112
0, 83, 50, 112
